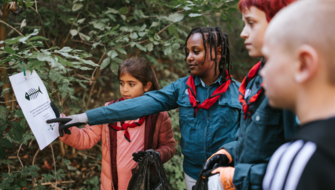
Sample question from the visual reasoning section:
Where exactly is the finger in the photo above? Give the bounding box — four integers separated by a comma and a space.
59, 130, 64, 137
211, 168, 222, 174
50, 102, 60, 118
202, 168, 216, 179
203, 156, 218, 171
47, 118, 72, 123
64, 128, 71, 135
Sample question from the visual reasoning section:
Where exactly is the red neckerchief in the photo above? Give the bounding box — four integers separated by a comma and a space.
108, 98, 146, 142
186, 70, 231, 116
239, 61, 264, 119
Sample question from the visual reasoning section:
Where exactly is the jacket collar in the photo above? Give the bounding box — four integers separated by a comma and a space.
195, 75, 223, 87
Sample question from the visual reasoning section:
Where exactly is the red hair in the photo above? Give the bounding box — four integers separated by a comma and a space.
238, 0, 296, 22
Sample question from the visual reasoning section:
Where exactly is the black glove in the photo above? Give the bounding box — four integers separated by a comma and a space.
202, 154, 230, 178
47, 102, 87, 137
132, 149, 161, 163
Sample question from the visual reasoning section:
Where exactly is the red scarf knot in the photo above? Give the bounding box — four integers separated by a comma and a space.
239, 61, 264, 119
186, 70, 232, 117
108, 97, 146, 142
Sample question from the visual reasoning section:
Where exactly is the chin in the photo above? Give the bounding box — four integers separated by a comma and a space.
248, 50, 263, 58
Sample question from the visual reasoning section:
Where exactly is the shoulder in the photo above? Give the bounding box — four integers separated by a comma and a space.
263, 140, 318, 190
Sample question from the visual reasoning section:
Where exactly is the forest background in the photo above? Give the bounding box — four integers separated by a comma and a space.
0, 0, 258, 189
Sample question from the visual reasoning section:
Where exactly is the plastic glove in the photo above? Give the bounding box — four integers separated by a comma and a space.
202, 149, 232, 178
211, 167, 235, 190
132, 149, 161, 163
47, 109, 88, 137
48, 102, 71, 137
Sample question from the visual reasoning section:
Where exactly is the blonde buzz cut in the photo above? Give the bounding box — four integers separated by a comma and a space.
265, 0, 335, 83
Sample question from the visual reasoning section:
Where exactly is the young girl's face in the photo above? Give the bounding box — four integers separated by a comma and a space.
119, 73, 151, 100
240, 6, 269, 57
185, 33, 221, 77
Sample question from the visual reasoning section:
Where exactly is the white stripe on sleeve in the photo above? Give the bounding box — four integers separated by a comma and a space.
270, 140, 305, 190
284, 141, 317, 190
263, 142, 291, 190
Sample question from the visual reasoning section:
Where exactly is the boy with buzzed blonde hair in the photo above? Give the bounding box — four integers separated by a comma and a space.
261, 0, 335, 189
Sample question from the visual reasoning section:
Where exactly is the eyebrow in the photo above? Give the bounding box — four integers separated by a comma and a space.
120, 80, 137, 83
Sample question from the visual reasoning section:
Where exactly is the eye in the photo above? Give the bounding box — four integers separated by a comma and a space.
248, 21, 254, 27
119, 82, 124, 86
129, 83, 135, 87
194, 50, 200, 54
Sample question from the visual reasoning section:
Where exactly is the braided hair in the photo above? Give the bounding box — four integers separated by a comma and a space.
184, 26, 232, 82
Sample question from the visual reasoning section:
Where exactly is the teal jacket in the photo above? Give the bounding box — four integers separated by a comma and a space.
86, 76, 241, 179
222, 61, 297, 190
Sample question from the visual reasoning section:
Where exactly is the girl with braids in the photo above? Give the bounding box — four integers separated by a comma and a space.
48, 26, 241, 189
201, 0, 298, 190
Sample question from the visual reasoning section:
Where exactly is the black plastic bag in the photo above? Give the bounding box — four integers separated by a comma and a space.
127, 152, 171, 190
192, 168, 208, 190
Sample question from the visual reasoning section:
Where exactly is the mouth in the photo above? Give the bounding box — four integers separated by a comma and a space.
245, 43, 252, 48
123, 95, 131, 99
188, 64, 198, 70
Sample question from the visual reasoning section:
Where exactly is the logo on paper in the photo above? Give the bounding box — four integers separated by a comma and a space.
25, 86, 42, 101
48, 124, 54, 131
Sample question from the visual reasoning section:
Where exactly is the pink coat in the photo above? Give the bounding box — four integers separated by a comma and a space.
60, 103, 175, 190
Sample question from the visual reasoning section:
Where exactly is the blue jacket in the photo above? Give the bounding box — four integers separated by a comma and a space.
86, 76, 241, 179
222, 62, 297, 190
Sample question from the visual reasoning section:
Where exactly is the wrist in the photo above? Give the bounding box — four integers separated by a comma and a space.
78, 113, 88, 123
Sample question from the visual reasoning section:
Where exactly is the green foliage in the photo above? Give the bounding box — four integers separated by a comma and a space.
0, 0, 245, 189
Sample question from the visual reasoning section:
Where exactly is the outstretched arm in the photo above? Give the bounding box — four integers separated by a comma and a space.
87, 81, 180, 125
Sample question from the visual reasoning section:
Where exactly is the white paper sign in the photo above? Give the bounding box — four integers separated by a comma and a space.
9, 71, 59, 150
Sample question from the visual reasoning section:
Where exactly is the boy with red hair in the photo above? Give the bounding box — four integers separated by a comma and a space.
201, 0, 297, 189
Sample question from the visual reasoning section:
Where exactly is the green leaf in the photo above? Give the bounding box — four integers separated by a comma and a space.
0, 82, 4, 87
112, 24, 120, 31
0, 138, 13, 149
14, 109, 24, 117
164, 47, 172, 55
135, 43, 146, 52
106, 7, 118, 14
116, 47, 127, 55
131, 32, 138, 39
107, 50, 118, 58
110, 62, 119, 73
4, 36, 23, 45
26, 2, 34, 7
29, 36, 49, 41
150, 22, 158, 28
100, 58, 111, 70
4, 46, 15, 54
77, 18, 85, 24
72, 3, 83, 12
166, 13, 184, 22
70, 29, 78, 36
118, 7, 129, 15
146, 43, 153, 52
189, 13, 202, 17
81, 59, 98, 66
79, 32, 90, 41
92, 21, 105, 30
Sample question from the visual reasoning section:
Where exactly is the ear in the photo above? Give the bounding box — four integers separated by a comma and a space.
213, 46, 222, 59
144, 82, 152, 92
294, 45, 319, 84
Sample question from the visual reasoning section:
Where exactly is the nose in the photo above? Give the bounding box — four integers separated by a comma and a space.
186, 52, 194, 63
240, 26, 249, 39
123, 84, 129, 92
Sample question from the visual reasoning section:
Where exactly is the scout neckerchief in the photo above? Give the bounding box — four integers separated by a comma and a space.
108, 98, 146, 142
239, 61, 264, 119
186, 70, 231, 116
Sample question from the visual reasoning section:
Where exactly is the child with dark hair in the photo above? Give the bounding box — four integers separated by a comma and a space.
48, 26, 241, 189
261, 1, 335, 189
201, 0, 298, 189
50, 57, 175, 190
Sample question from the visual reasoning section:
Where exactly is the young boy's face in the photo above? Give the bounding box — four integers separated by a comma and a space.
241, 6, 269, 57
260, 37, 297, 110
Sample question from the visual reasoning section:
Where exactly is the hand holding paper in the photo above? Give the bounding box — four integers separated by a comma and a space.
47, 112, 88, 137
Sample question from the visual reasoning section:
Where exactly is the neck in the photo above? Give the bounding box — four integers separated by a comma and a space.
200, 68, 221, 86
295, 85, 335, 125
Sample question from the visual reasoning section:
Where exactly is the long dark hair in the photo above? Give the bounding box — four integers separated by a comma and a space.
118, 57, 159, 91
184, 26, 232, 81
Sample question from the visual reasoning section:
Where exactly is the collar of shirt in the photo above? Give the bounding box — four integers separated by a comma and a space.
195, 75, 223, 87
